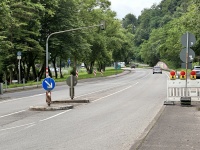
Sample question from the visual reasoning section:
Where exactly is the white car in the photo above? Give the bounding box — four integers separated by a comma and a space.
192, 66, 200, 79
153, 66, 162, 74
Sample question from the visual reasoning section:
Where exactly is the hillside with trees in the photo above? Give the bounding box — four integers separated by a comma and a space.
123, 0, 199, 68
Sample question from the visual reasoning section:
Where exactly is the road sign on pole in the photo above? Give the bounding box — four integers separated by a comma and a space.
68, 58, 70, 65
17, 51, 21, 83
66, 76, 77, 86
17, 51, 21, 56
180, 48, 195, 62
181, 33, 196, 47
180, 32, 196, 100
42, 77, 56, 91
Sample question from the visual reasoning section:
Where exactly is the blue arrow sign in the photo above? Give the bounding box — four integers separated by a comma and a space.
42, 77, 56, 91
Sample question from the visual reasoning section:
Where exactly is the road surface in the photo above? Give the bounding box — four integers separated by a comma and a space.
0, 68, 168, 150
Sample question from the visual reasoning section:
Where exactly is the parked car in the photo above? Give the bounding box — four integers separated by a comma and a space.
192, 66, 200, 79
153, 66, 162, 74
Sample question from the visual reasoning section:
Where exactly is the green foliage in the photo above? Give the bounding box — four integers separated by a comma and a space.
1, 0, 199, 83
134, 0, 199, 68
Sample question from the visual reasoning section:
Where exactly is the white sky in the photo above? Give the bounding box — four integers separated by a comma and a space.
109, 0, 162, 19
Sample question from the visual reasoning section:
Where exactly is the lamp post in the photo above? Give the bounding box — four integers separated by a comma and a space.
45, 23, 105, 77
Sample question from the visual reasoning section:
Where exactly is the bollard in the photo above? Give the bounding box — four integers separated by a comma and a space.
0, 83, 3, 94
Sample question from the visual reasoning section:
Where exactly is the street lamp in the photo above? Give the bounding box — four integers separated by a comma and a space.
45, 22, 105, 77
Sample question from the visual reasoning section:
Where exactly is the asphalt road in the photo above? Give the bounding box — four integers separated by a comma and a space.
0, 68, 168, 150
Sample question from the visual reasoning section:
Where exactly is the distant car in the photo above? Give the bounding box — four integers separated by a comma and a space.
131, 65, 135, 69
192, 66, 200, 79
130, 64, 138, 69
153, 66, 162, 74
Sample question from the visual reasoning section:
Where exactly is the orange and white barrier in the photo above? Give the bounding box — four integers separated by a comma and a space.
94, 70, 96, 76
76, 70, 78, 78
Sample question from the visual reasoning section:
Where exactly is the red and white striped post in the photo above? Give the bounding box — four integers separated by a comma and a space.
94, 70, 96, 76
46, 67, 49, 77
100, 69, 103, 76
76, 70, 79, 78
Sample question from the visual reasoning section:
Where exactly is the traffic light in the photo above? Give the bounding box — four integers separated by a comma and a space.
190, 70, 196, 80
170, 70, 176, 80
180, 70, 186, 80
100, 20, 106, 30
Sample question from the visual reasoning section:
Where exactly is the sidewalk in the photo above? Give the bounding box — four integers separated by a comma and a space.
132, 102, 200, 150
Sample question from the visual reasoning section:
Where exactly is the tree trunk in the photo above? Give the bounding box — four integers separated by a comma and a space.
38, 63, 45, 80
59, 57, 63, 78
52, 58, 57, 78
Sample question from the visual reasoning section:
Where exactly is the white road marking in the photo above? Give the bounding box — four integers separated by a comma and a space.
0, 93, 44, 104
93, 82, 139, 102
0, 110, 26, 118
39, 109, 71, 122
74, 84, 124, 98
0, 122, 36, 131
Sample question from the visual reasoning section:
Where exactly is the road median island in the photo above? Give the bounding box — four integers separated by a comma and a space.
29, 104, 73, 111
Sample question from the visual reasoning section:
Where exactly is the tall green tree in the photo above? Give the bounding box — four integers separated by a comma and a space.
0, 0, 44, 82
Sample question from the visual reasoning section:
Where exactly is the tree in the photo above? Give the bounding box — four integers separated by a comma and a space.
0, 0, 45, 82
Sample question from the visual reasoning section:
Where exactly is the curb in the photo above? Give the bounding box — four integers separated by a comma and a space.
29, 105, 73, 111
52, 100, 90, 103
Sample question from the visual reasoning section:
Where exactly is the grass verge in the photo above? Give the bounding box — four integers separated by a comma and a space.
5, 68, 123, 88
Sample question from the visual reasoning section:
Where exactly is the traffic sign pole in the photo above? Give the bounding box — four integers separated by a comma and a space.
70, 75, 74, 99
17, 52, 21, 84
180, 32, 196, 103
18, 59, 21, 84
186, 32, 189, 92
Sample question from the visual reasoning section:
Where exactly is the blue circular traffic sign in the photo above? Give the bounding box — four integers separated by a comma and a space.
17, 51, 21, 56
42, 77, 56, 91
68, 58, 70, 64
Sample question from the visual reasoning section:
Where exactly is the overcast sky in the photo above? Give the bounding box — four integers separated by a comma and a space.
109, 0, 162, 19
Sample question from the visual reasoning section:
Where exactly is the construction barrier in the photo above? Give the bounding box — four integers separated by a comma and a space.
167, 80, 200, 102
